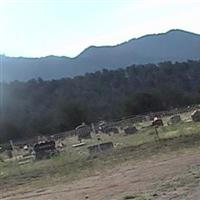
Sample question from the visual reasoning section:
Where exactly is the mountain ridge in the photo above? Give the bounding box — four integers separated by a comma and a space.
2, 29, 199, 59
1, 29, 200, 81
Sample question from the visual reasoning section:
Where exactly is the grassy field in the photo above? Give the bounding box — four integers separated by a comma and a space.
1, 110, 200, 194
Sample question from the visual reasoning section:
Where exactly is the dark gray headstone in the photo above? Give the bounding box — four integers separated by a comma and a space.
124, 127, 138, 135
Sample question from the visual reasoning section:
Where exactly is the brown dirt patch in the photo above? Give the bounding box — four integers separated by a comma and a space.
2, 148, 200, 200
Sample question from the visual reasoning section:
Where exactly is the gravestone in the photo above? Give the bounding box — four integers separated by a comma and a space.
88, 142, 114, 154
191, 110, 200, 122
75, 123, 92, 142
169, 115, 181, 124
124, 126, 138, 135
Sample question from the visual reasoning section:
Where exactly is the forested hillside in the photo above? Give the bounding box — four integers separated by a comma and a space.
1, 60, 200, 142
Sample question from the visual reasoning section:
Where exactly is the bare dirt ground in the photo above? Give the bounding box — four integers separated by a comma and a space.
2, 149, 200, 200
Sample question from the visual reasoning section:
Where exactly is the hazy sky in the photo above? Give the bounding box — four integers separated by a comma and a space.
1, 0, 200, 57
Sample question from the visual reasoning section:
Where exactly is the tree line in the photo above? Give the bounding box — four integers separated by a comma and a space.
1, 60, 200, 142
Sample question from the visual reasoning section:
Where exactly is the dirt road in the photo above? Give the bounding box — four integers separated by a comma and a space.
2, 149, 200, 200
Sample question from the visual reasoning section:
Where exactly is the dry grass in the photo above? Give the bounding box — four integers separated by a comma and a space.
1, 110, 200, 192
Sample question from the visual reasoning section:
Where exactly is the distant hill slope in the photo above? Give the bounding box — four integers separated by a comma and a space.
1, 29, 200, 81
